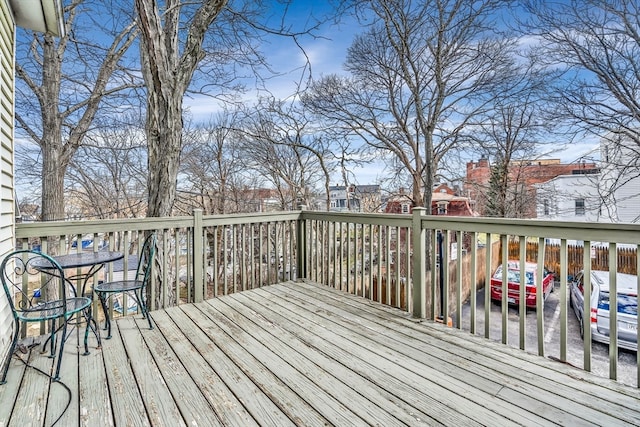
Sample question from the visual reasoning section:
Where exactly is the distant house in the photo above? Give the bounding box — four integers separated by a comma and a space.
465, 156, 599, 218
243, 188, 286, 212
384, 188, 412, 214
328, 184, 381, 213
385, 184, 476, 216
16, 203, 39, 223
430, 184, 477, 216
537, 134, 640, 223
535, 174, 602, 222
598, 134, 640, 223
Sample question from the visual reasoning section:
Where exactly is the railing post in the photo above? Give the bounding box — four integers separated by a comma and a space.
412, 207, 426, 318
193, 209, 204, 303
296, 207, 307, 280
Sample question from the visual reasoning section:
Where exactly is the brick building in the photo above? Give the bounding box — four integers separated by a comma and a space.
385, 184, 477, 216
464, 156, 599, 217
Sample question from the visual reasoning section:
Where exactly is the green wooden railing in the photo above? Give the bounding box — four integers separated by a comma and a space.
13, 208, 640, 386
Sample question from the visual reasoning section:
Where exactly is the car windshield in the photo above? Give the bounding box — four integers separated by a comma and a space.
597, 292, 638, 316
493, 267, 534, 285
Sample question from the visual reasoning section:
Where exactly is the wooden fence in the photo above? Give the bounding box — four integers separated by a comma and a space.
507, 240, 637, 279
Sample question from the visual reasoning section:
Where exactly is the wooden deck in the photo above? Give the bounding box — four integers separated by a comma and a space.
1, 280, 639, 426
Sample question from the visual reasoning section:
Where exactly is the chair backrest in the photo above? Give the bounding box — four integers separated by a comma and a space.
0, 250, 68, 318
135, 233, 156, 287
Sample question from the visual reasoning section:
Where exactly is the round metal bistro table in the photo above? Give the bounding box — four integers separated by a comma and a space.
33, 251, 124, 354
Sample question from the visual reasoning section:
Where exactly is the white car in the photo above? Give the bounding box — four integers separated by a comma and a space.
569, 270, 638, 351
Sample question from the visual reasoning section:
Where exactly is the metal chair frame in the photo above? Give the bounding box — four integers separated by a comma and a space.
94, 232, 156, 339
0, 250, 93, 383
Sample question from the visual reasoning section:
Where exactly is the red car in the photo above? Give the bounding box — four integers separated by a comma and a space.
490, 261, 555, 308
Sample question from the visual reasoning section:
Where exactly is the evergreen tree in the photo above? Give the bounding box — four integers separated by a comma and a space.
485, 156, 509, 217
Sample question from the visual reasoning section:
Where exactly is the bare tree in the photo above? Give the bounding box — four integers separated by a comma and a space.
304, 0, 513, 211
15, 0, 139, 223
135, 0, 226, 218
135, 0, 343, 307
239, 97, 334, 210
473, 84, 551, 217
135, 0, 340, 218
177, 112, 252, 214
523, 1, 640, 142
66, 116, 148, 220
523, 1, 640, 179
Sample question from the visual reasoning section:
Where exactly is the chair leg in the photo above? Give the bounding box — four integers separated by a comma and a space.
97, 292, 112, 339
83, 305, 98, 355
0, 321, 20, 385
43, 318, 58, 359
138, 289, 153, 330
53, 320, 68, 381
42, 319, 52, 355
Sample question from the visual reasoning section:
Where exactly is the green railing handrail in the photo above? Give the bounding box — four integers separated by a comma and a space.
13, 208, 640, 387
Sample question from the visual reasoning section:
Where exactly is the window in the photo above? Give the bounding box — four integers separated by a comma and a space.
401, 203, 409, 213
598, 291, 638, 316
543, 200, 549, 216
436, 201, 448, 215
575, 199, 585, 216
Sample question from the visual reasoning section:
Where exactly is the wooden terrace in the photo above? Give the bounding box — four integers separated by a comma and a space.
1, 280, 639, 426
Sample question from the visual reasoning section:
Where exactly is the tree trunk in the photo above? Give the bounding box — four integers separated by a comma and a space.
40, 130, 66, 223
41, 151, 67, 222
145, 96, 183, 218
136, 0, 227, 308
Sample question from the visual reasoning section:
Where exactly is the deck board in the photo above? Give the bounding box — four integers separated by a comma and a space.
251, 285, 545, 426
182, 302, 338, 425
1, 280, 639, 426
147, 310, 248, 427
159, 308, 279, 426
228, 290, 469, 426
223, 292, 437, 426
118, 316, 186, 426
101, 316, 150, 427
206, 295, 411, 426
276, 282, 635, 426
48, 336, 79, 427
302, 283, 640, 423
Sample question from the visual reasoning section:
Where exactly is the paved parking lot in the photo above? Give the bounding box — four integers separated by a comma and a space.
460, 285, 638, 387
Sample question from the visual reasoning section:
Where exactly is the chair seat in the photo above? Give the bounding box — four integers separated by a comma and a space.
17, 297, 92, 322
95, 280, 143, 293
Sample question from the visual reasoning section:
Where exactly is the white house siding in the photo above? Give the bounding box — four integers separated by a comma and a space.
0, 0, 13, 372
535, 174, 603, 222
600, 135, 640, 223
610, 176, 640, 223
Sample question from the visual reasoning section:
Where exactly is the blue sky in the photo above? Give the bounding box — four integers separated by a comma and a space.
184, 3, 356, 119
181, 2, 599, 186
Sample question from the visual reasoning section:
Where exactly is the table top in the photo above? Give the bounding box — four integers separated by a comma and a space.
35, 251, 124, 270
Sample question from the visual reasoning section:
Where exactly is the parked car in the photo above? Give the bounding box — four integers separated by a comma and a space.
569, 270, 638, 351
490, 260, 555, 308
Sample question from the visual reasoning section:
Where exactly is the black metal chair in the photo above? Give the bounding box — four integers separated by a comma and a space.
94, 232, 156, 339
0, 250, 93, 383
